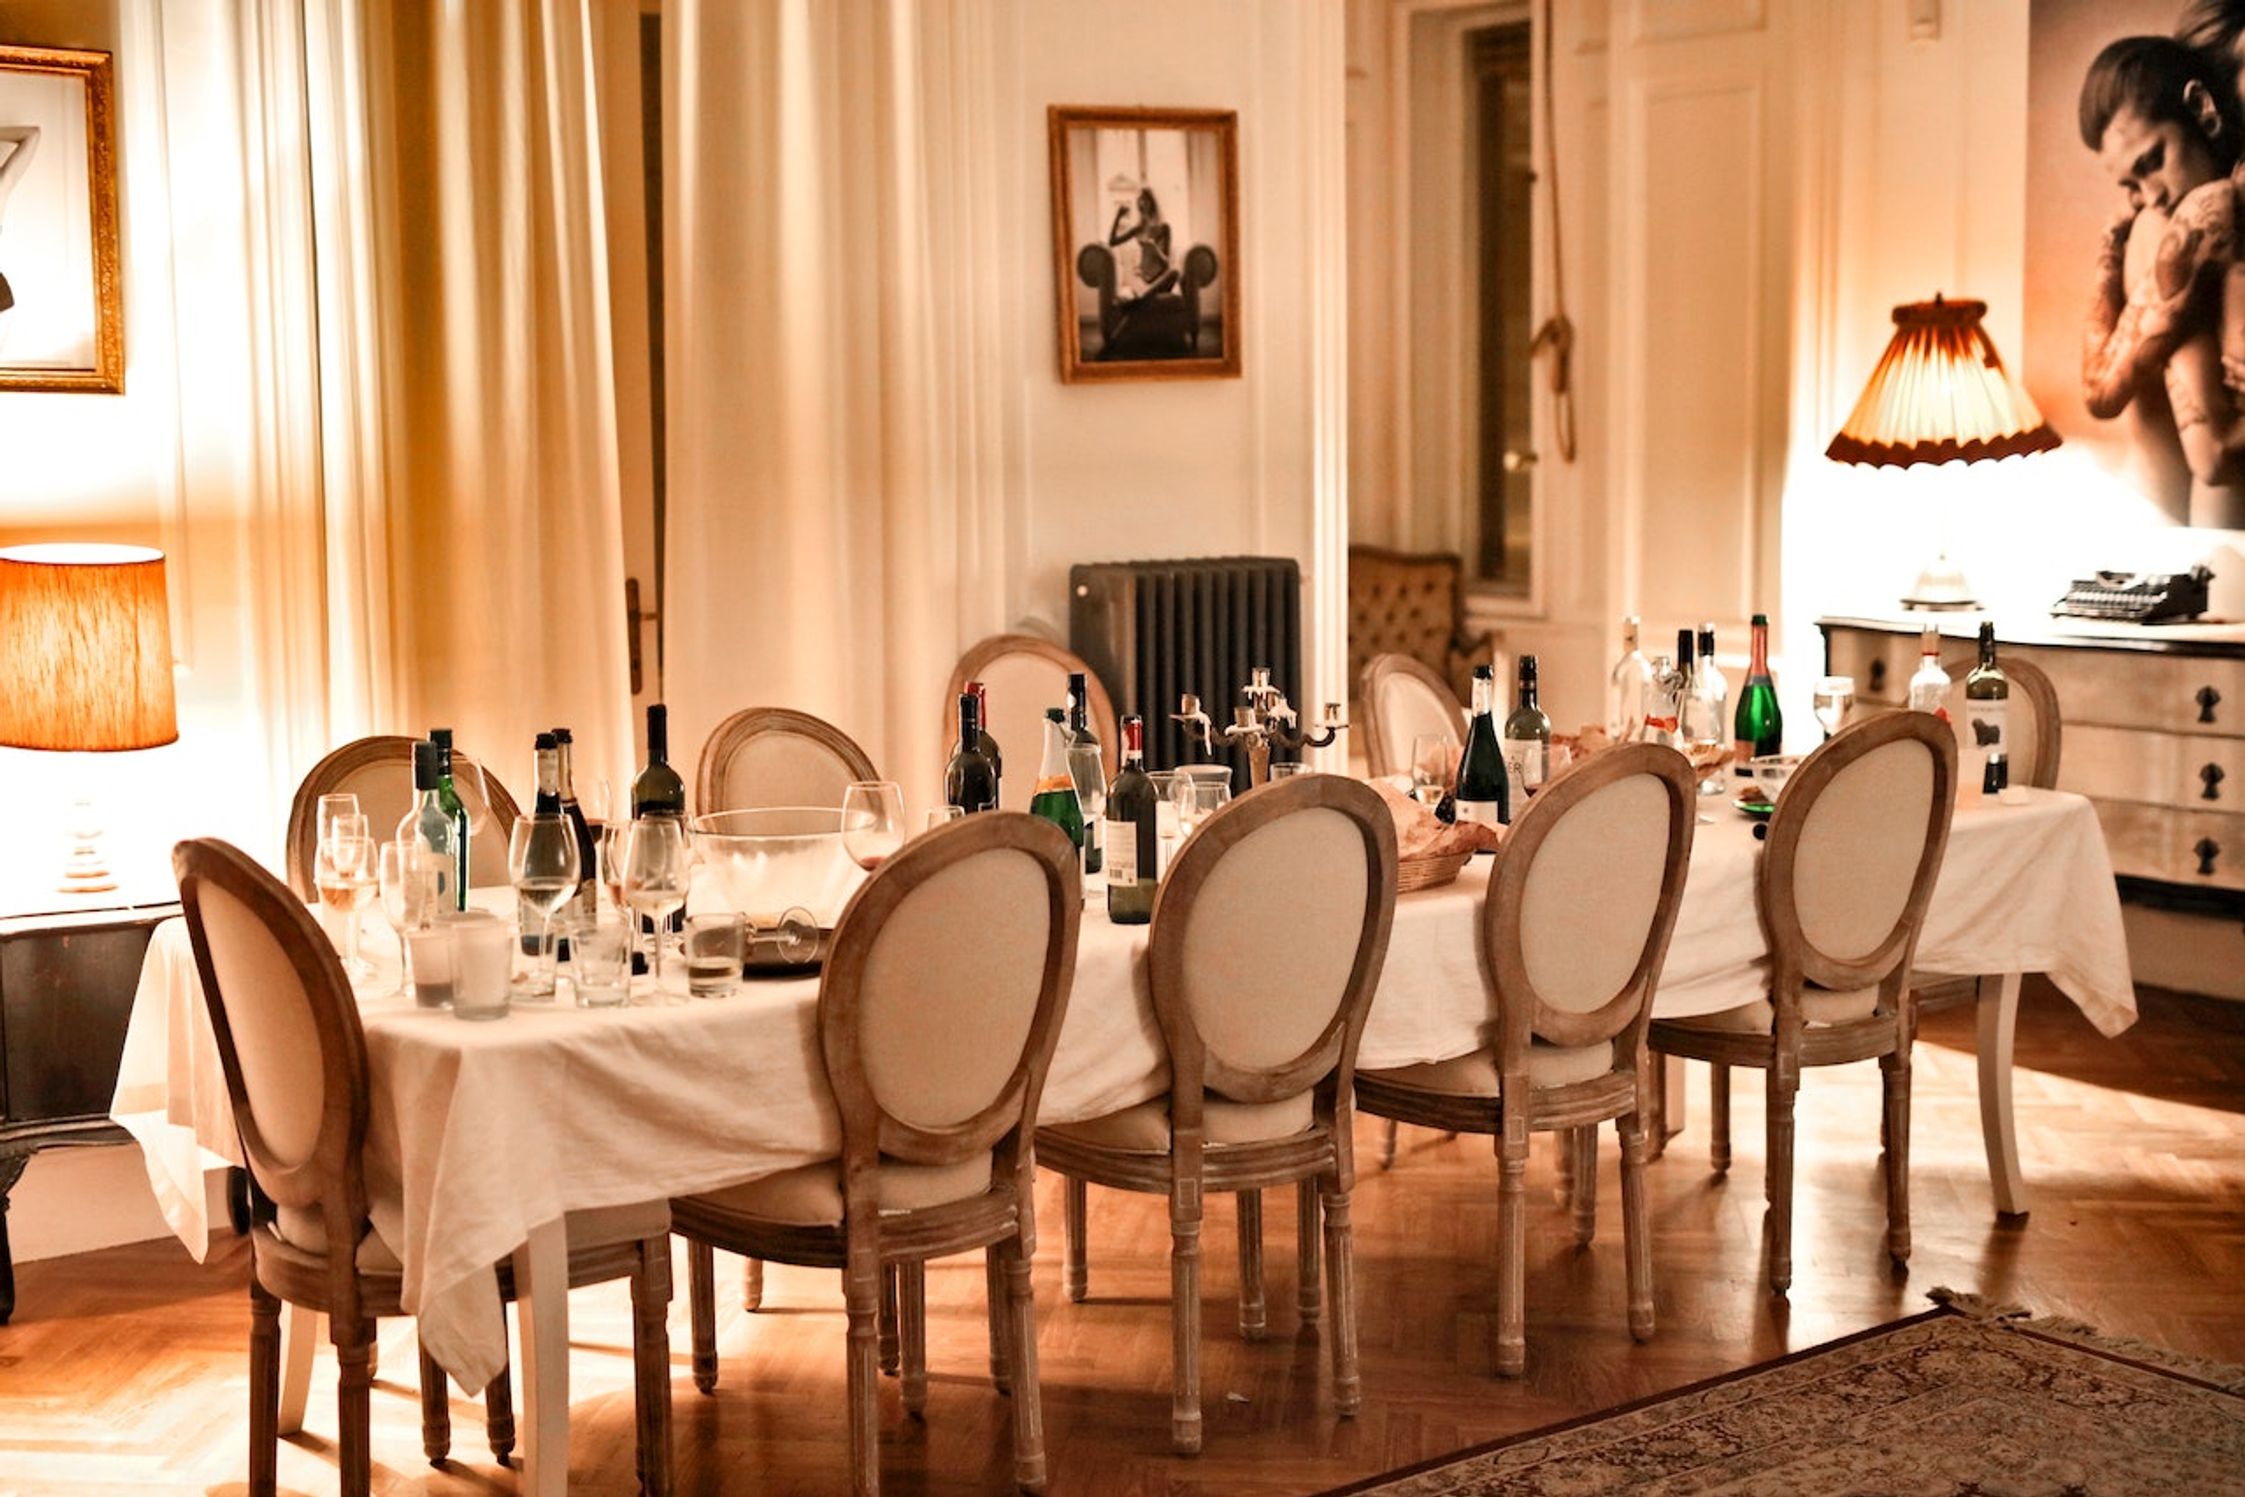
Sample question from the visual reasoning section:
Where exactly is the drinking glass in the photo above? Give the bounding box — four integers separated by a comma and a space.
841, 781, 907, 871
316, 793, 361, 854
378, 839, 441, 999
622, 816, 693, 996
1270, 761, 1307, 781
1175, 778, 1230, 839
597, 823, 628, 915
924, 806, 965, 833
1813, 676, 1856, 739
449, 913, 513, 1021
685, 912, 747, 999
1410, 734, 1456, 808
569, 914, 632, 1008
317, 813, 377, 984
508, 813, 580, 999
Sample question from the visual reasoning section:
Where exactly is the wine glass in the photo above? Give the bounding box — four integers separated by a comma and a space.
316, 793, 361, 852
508, 813, 581, 999
453, 757, 493, 839
1174, 777, 1230, 839
841, 781, 907, 871
597, 823, 628, 915
924, 805, 965, 833
378, 839, 439, 999
1813, 676, 1856, 739
317, 813, 377, 984
1410, 734, 1456, 808
622, 816, 693, 996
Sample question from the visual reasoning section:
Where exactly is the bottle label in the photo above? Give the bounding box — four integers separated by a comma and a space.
1968, 701, 2008, 794
1105, 822, 1140, 885
1501, 738, 1546, 793
1454, 797, 1503, 827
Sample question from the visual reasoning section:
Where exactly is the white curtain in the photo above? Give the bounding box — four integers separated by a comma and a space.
663, 0, 1016, 814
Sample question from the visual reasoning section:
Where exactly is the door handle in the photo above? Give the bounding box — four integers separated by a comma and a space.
2204, 763, 2227, 801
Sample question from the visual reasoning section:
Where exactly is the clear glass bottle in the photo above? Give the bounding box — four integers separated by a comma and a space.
1608, 615, 1654, 742
397, 740, 459, 913
1065, 671, 1105, 876
1643, 654, 1682, 748
1907, 624, 1952, 721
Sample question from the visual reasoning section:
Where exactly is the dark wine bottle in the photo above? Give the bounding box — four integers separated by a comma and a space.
552, 727, 600, 930
522, 732, 563, 955
1733, 612, 1783, 774
1500, 655, 1552, 798
1066, 671, 1104, 876
1105, 715, 1159, 925
1965, 621, 2010, 794
632, 703, 687, 818
945, 693, 1000, 812
1455, 663, 1511, 827
967, 680, 1002, 802
429, 727, 470, 911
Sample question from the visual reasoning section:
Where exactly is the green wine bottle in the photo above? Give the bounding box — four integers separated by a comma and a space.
429, 727, 470, 910
1732, 612, 1782, 774
1028, 708, 1086, 852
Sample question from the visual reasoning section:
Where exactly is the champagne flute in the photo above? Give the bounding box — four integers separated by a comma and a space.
1410, 734, 1456, 808
841, 781, 906, 871
508, 813, 580, 999
622, 816, 693, 997
317, 814, 377, 984
1813, 676, 1855, 739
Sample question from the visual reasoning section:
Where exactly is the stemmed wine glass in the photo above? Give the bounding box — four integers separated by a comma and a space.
453, 758, 494, 845
1410, 734, 1456, 808
316, 813, 377, 985
508, 813, 580, 999
1172, 776, 1229, 840
842, 782, 907, 871
622, 817, 693, 997
378, 839, 440, 999
924, 806, 965, 833
1813, 676, 1856, 739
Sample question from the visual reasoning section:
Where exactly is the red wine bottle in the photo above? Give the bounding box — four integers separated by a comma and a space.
945, 692, 1000, 812
551, 727, 600, 930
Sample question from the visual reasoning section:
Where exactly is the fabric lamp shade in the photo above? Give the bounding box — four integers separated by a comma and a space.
0, 543, 179, 751
1826, 297, 2060, 468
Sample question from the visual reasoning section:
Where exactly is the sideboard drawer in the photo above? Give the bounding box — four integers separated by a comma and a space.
2013, 646, 2245, 739
2060, 725, 2245, 809
2091, 800, 2245, 891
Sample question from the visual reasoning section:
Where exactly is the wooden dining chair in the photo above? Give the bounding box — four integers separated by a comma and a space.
1038, 775, 1398, 1454
947, 635, 1118, 812
171, 838, 674, 1494
1358, 651, 1470, 781
696, 705, 880, 815
284, 735, 523, 897
1355, 742, 1696, 1374
1649, 712, 1957, 1295
671, 813, 1082, 1494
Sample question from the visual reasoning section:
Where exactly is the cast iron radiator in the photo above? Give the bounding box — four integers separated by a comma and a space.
1068, 556, 1302, 785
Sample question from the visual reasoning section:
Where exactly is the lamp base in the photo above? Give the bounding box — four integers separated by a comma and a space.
1902, 552, 1980, 612
59, 796, 116, 895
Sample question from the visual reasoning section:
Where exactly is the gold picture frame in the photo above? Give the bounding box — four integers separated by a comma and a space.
1048, 105, 1242, 383
0, 44, 123, 394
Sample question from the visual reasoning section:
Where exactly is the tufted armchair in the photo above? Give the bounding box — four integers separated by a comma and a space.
1347, 547, 1501, 717
1077, 242, 1222, 360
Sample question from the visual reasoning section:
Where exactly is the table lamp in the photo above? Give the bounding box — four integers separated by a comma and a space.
1826, 295, 2060, 610
0, 544, 179, 893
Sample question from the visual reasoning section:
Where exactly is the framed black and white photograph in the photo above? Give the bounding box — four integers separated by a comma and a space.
0, 44, 122, 394
1048, 105, 1241, 383
2023, 1, 2245, 527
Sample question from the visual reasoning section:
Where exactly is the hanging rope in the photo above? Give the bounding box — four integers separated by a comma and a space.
1530, 0, 1577, 462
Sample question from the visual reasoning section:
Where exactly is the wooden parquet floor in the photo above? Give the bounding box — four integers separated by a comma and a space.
1, 982, 2241, 1495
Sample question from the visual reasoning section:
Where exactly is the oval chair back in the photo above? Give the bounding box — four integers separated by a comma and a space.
1358, 652, 1468, 780
1938, 651, 2061, 790
819, 812, 1082, 1190
285, 736, 523, 897
697, 706, 878, 817
1484, 743, 1697, 1072
1148, 775, 1399, 1146
173, 838, 374, 1305
1759, 711, 1957, 1013
946, 635, 1118, 813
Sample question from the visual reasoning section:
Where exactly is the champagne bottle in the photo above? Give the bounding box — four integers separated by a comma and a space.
397, 740, 459, 914
1455, 663, 1510, 826
1066, 672, 1105, 875
1733, 612, 1782, 773
632, 703, 687, 819
1500, 655, 1552, 797
1608, 615, 1654, 742
1105, 715, 1159, 925
1907, 624, 1952, 721
429, 727, 471, 910
1965, 623, 2009, 794
552, 727, 600, 930
1029, 708, 1086, 852
521, 732, 563, 955
968, 680, 1002, 803
945, 692, 1000, 812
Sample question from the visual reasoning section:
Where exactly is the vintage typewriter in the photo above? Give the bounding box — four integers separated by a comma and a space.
2050, 566, 2213, 624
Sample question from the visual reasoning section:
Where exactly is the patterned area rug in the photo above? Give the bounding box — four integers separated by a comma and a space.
1332, 1291, 2245, 1495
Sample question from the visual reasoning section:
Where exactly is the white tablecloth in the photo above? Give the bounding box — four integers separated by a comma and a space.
112, 788, 2132, 1389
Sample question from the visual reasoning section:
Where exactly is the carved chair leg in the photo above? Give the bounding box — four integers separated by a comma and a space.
880, 1264, 901, 1378
1619, 1111, 1655, 1342
1766, 1067, 1799, 1296
1553, 1127, 1575, 1208
1571, 1126, 1597, 1247
984, 1247, 1012, 1394
1645, 1053, 1669, 1162
742, 1255, 765, 1312
1710, 1061, 1732, 1173
333, 1318, 376, 1497
247, 1278, 281, 1497
1063, 1175, 1088, 1304
687, 1237, 719, 1394
1883, 1053, 1913, 1265
1295, 1179, 1321, 1330
633, 1237, 675, 1496
417, 1340, 452, 1467
1169, 1181, 1204, 1455
1004, 1235, 1048, 1492
1496, 1124, 1529, 1377
898, 1260, 928, 1417
844, 1257, 882, 1497
1236, 1190, 1266, 1341
1378, 1117, 1399, 1170
484, 1358, 515, 1463
1320, 1177, 1360, 1417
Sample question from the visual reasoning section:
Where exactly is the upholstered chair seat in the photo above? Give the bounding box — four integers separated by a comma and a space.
1042, 1091, 1315, 1153
1362, 1038, 1614, 1097
1668, 985, 1880, 1035
678, 1155, 993, 1229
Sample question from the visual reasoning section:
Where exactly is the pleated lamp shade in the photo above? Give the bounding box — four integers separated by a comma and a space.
0, 544, 179, 751
1826, 296, 2060, 468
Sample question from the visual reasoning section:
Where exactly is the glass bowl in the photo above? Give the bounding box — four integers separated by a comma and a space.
690, 808, 866, 928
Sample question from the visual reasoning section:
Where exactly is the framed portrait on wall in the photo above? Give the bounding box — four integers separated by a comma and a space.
1047, 105, 1241, 383
0, 45, 122, 394
2024, 2, 2245, 528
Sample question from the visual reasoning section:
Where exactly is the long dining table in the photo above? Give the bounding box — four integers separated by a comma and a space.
111, 784, 2133, 1493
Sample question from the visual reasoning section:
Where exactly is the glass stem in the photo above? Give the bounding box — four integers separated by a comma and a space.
541, 913, 560, 994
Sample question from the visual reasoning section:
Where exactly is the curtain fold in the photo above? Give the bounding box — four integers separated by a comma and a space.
664, 0, 1015, 814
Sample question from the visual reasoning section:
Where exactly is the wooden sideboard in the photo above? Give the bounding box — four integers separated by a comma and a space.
1819, 616, 2245, 910
0, 901, 178, 1324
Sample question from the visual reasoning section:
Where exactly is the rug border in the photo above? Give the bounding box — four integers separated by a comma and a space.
1314, 1305, 1960, 1497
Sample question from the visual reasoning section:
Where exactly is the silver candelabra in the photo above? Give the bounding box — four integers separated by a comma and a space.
1173, 666, 1346, 788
